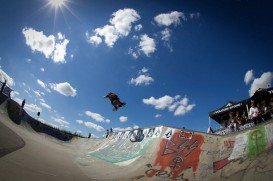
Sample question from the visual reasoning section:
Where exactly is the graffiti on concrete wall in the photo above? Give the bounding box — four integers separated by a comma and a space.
89, 127, 162, 165
247, 126, 267, 158
146, 129, 204, 180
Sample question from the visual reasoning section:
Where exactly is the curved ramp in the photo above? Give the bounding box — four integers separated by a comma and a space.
1, 101, 273, 180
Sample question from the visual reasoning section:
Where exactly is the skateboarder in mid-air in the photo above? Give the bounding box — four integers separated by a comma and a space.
104, 92, 126, 111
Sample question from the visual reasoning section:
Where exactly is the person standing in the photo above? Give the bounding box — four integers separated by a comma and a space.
0, 80, 6, 93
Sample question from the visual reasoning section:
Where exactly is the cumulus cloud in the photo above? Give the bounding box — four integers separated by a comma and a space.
130, 74, 154, 86
119, 116, 128, 122
0, 68, 15, 86
244, 70, 254, 85
130, 67, 154, 86
249, 72, 273, 96
143, 95, 195, 116
40, 68, 45, 72
139, 34, 156, 56
85, 111, 110, 123
161, 28, 171, 41
22, 28, 69, 63
50, 82, 77, 97
134, 24, 143, 31
76, 120, 105, 132
154, 11, 186, 27
155, 114, 162, 118
87, 8, 140, 47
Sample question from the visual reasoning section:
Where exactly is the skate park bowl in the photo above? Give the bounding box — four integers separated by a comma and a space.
1, 98, 273, 181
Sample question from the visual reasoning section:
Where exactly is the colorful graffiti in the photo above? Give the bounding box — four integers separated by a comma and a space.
247, 126, 267, 158
89, 127, 162, 164
146, 130, 204, 180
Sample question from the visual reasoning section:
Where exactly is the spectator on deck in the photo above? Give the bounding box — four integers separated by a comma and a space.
261, 100, 271, 121
249, 101, 260, 125
235, 111, 243, 126
228, 112, 238, 131
241, 110, 248, 124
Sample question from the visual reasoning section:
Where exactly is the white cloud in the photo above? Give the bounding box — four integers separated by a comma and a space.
85, 111, 110, 123
189, 12, 200, 19
128, 47, 138, 59
140, 67, 148, 73
139, 34, 156, 56
53, 117, 70, 125
143, 95, 174, 110
244, 69, 254, 85
22, 28, 55, 58
119, 116, 128, 122
25, 103, 42, 113
87, 34, 102, 46
76, 120, 84, 125
249, 72, 273, 96
37, 79, 51, 93
154, 11, 186, 26
37, 79, 47, 88
174, 103, 195, 116
143, 95, 195, 116
40, 67, 45, 72
10, 91, 19, 99
22, 28, 69, 63
110, 8, 140, 36
130, 67, 154, 86
113, 127, 132, 132
133, 125, 139, 129
52, 34, 69, 63
87, 8, 140, 47
76, 130, 82, 133
134, 24, 143, 31
155, 114, 162, 118
0, 68, 15, 86
33, 90, 42, 97
130, 74, 154, 86
27, 58, 31, 62
77, 120, 105, 132
40, 102, 51, 110
161, 28, 171, 41
50, 82, 77, 97
161, 28, 173, 52
94, 25, 119, 47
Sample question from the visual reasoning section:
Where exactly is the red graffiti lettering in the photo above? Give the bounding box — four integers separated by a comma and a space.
148, 130, 204, 180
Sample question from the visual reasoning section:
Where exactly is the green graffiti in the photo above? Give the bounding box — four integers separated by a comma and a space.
247, 126, 267, 158
89, 138, 152, 164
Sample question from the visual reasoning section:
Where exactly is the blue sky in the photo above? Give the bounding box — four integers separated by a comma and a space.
0, 0, 273, 137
